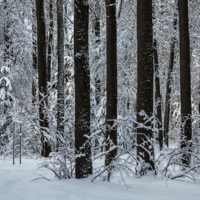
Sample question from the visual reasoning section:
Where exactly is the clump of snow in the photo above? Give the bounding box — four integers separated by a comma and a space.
0, 77, 12, 91
1, 66, 10, 75
0, 88, 6, 100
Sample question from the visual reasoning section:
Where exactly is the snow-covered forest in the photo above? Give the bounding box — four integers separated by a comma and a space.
0, 0, 200, 199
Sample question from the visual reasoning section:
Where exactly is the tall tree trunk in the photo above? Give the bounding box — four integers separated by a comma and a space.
105, 0, 117, 168
94, 0, 101, 105
178, 0, 192, 165
57, 0, 64, 149
164, 9, 178, 147
74, 0, 92, 179
137, 0, 154, 172
3, 0, 10, 62
32, 6, 37, 104
153, 40, 163, 150
36, 0, 51, 157
47, 0, 53, 83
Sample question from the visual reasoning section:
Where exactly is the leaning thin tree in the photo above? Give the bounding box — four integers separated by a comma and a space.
137, 0, 154, 172
178, 0, 192, 165
36, 0, 51, 157
74, 0, 92, 179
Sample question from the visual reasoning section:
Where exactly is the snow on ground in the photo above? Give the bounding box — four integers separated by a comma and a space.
0, 157, 200, 200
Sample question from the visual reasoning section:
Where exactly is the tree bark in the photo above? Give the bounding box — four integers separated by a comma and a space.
94, 0, 101, 105
32, 6, 37, 104
105, 0, 118, 167
153, 40, 163, 150
164, 9, 178, 147
178, 0, 192, 165
74, 0, 92, 178
57, 0, 65, 149
137, 0, 154, 171
36, 0, 51, 157
3, 0, 10, 62
47, 0, 53, 83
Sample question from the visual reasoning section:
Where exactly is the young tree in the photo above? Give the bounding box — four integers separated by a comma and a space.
0, 65, 13, 146
57, 0, 65, 148
137, 0, 154, 171
164, 7, 178, 147
74, 0, 92, 178
36, 0, 51, 157
105, 0, 117, 167
178, 0, 191, 164
153, 39, 163, 150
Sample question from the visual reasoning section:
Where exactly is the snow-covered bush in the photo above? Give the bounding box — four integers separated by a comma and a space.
0, 64, 14, 151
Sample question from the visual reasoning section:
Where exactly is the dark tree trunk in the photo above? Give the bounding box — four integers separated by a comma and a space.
57, 0, 65, 148
153, 40, 163, 150
47, 0, 53, 83
74, 0, 92, 178
137, 0, 154, 171
105, 0, 117, 167
164, 43, 175, 147
32, 6, 37, 104
178, 0, 192, 165
36, 0, 51, 157
164, 9, 178, 147
199, 104, 200, 128
3, 0, 10, 62
94, 0, 101, 105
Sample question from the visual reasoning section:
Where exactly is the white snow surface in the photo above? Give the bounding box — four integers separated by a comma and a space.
0, 157, 200, 200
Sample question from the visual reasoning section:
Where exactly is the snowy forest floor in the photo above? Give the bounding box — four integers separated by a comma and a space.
0, 157, 200, 200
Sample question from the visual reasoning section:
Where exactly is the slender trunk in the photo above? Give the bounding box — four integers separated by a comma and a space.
199, 104, 200, 128
3, 0, 9, 62
153, 40, 163, 150
164, 6, 178, 148
105, 0, 118, 168
178, 0, 192, 165
94, 0, 101, 105
74, 0, 92, 178
137, 0, 154, 172
163, 5, 178, 146
57, 0, 65, 148
36, 0, 51, 157
47, 0, 53, 83
32, 6, 37, 104
117, 0, 123, 18
164, 41, 175, 147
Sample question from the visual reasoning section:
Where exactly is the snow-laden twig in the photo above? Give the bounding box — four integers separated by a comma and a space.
29, 174, 51, 182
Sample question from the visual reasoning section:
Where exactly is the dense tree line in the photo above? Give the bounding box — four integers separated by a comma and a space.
0, 0, 200, 181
